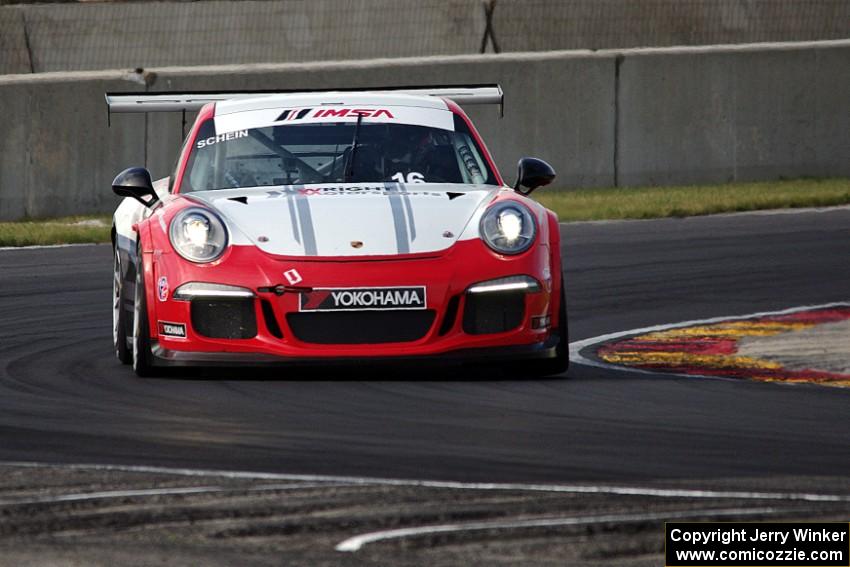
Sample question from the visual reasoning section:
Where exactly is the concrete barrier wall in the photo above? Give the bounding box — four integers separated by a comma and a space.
0, 71, 146, 220
0, 40, 848, 220
493, 0, 850, 52
0, 8, 31, 74
617, 42, 850, 186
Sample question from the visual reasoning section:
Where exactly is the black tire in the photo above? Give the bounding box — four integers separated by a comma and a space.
113, 246, 132, 365
132, 244, 156, 377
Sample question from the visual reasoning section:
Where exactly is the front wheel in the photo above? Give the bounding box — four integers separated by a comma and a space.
132, 245, 155, 377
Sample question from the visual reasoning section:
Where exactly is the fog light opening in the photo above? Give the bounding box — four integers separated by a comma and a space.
532, 315, 551, 330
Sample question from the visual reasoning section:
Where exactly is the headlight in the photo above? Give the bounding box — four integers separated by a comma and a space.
169, 207, 229, 263
479, 201, 536, 255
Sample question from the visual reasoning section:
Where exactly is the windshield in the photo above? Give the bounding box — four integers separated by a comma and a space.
181, 114, 497, 192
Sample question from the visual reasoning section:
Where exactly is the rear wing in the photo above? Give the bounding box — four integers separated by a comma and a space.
105, 84, 504, 124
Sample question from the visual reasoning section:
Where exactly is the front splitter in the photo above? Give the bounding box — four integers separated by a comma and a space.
150, 335, 560, 369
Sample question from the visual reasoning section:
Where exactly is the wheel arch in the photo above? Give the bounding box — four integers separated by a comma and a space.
546, 209, 564, 327
132, 219, 159, 341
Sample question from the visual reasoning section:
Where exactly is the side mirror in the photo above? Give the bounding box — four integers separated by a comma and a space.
514, 157, 556, 196
112, 167, 159, 208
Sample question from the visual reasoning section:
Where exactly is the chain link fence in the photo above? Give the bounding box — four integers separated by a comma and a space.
1, 0, 849, 74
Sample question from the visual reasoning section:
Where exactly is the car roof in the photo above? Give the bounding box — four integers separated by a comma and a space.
215, 92, 451, 116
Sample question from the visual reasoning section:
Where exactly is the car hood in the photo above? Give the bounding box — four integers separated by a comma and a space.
187, 183, 500, 257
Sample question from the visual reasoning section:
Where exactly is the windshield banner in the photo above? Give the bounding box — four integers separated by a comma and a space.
214, 105, 455, 135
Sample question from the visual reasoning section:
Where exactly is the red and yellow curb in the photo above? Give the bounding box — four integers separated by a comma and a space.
595, 306, 850, 387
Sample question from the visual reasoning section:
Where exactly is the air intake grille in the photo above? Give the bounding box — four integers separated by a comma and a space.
438, 295, 461, 336
462, 291, 525, 334
261, 299, 283, 338
286, 311, 435, 344
191, 299, 257, 339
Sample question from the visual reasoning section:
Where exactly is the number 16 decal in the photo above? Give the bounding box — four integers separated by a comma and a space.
391, 172, 425, 184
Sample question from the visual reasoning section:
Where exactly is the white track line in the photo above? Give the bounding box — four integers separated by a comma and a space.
568, 301, 850, 381
2, 461, 849, 504
0, 482, 343, 507
336, 506, 781, 552
0, 243, 99, 252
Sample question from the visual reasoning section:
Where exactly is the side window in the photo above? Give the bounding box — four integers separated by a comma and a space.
168, 114, 205, 194
452, 114, 497, 186
180, 120, 216, 193
168, 137, 189, 194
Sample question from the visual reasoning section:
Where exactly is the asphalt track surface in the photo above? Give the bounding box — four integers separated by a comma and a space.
1, 208, 849, 485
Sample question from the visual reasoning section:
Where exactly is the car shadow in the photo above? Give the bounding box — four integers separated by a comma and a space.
145, 363, 568, 382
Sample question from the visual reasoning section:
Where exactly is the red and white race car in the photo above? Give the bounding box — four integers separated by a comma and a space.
108, 86, 567, 377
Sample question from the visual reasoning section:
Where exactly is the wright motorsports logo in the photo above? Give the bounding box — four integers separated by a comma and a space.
299, 287, 426, 312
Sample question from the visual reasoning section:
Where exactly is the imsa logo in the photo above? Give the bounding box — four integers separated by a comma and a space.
276, 108, 395, 121
300, 287, 426, 312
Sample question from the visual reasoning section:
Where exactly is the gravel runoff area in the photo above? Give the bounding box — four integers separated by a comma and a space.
1, 464, 850, 566
593, 305, 850, 387
738, 319, 850, 376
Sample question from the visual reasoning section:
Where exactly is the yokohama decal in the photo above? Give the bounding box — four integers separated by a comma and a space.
157, 321, 187, 338
300, 287, 426, 312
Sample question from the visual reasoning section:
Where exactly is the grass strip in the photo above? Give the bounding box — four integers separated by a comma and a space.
532, 178, 850, 222
0, 216, 111, 247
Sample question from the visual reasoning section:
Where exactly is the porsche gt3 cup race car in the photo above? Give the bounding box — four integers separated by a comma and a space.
108, 85, 568, 377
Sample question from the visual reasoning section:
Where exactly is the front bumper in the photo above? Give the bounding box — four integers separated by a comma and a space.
150, 335, 560, 368
144, 238, 557, 365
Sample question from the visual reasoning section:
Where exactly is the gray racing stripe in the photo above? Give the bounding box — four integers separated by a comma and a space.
294, 192, 318, 256
286, 189, 302, 245
399, 182, 417, 242
386, 182, 410, 254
